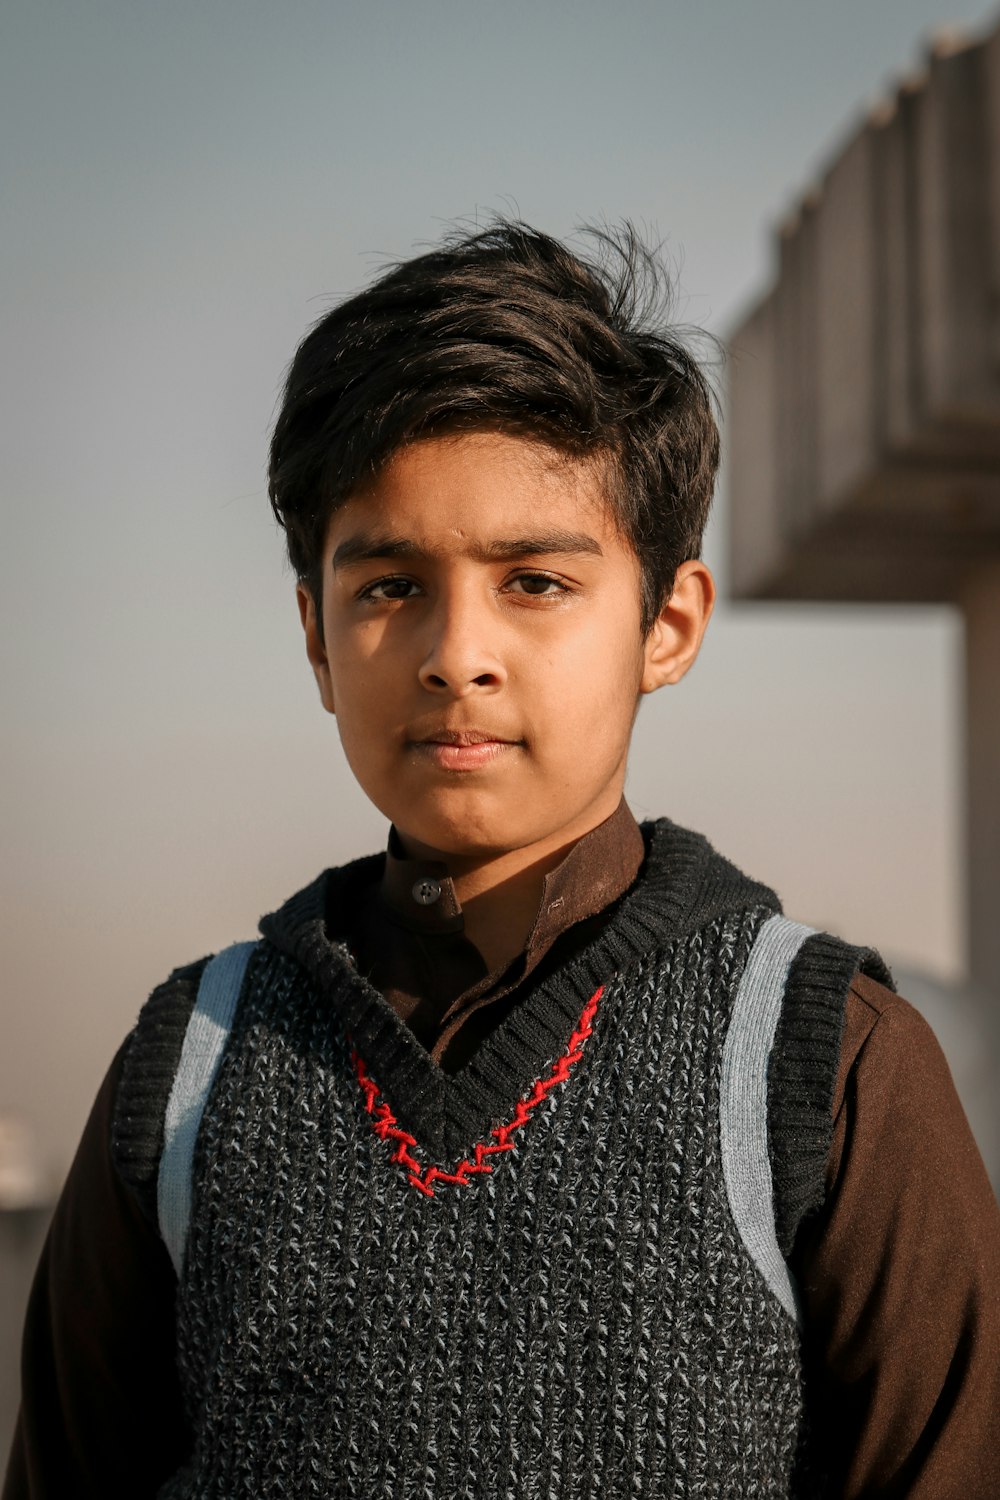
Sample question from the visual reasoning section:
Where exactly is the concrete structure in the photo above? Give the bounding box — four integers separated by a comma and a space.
727, 26, 1000, 1066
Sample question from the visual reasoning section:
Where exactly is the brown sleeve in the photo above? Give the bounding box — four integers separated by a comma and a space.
791, 974, 1000, 1499
2, 1041, 191, 1500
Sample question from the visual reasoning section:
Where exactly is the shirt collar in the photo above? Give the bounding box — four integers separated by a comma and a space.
380, 827, 465, 934
378, 798, 645, 945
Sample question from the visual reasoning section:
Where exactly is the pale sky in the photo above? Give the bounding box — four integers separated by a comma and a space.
2, 0, 995, 1181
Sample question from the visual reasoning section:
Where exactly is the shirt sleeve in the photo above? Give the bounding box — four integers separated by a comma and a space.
2, 1039, 191, 1500
791, 974, 1000, 1499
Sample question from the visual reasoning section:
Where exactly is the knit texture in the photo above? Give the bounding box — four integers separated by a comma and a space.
719, 915, 818, 1321
158, 942, 258, 1274
163, 914, 813, 1499
110, 819, 871, 1496
767, 933, 894, 1257
113, 956, 210, 1225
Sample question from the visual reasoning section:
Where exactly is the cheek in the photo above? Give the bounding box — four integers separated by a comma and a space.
563, 609, 644, 688
328, 617, 399, 694
527, 616, 644, 740
326, 641, 402, 763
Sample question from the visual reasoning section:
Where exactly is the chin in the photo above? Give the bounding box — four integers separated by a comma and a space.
407, 819, 515, 862
398, 796, 544, 862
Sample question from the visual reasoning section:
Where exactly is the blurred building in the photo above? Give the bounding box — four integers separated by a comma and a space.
727, 21, 1000, 1184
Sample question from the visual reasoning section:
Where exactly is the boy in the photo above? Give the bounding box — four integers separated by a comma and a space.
5, 221, 999, 1499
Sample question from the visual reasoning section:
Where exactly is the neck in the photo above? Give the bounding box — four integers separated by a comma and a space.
452, 847, 567, 973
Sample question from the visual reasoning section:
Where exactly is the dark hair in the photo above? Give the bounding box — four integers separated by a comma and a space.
268, 219, 720, 636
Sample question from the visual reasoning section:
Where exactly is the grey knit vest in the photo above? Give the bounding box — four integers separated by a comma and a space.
113, 819, 890, 1499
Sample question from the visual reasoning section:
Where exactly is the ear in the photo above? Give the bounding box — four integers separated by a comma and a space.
297, 582, 336, 715
640, 560, 716, 694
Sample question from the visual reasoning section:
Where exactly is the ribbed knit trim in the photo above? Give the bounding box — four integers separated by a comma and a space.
258, 818, 781, 1161
112, 957, 209, 1223
353, 982, 605, 1198
721, 916, 816, 1323
158, 942, 258, 1273
767, 933, 894, 1256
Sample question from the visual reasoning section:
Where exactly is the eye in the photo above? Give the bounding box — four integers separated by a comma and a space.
506, 572, 570, 597
356, 575, 421, 602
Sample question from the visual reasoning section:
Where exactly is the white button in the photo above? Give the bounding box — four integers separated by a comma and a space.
412, 878, 442, 906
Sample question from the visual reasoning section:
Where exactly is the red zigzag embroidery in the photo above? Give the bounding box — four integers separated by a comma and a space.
350, 984, 605, 1197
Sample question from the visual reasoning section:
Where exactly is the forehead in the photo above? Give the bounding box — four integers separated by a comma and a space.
326, 430, 621, 555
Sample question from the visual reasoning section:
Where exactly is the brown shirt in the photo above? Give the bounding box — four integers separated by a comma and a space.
4, 801, 1000, 1498
342, 801, 647, 1071
795, 970, 1000, 1496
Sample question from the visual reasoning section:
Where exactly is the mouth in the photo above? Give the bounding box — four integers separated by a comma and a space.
408, 727, 522, 772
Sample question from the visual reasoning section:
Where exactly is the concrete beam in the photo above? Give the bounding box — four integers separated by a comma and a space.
727, 23, 1000, 606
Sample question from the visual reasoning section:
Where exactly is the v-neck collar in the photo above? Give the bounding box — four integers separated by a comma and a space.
258, 818, 779, 1161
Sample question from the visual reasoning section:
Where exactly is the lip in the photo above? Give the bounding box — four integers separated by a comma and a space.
409, 728, 521, 772
420, 729, 514, 746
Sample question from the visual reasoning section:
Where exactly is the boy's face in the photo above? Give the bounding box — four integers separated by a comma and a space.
299, 430, 711, 864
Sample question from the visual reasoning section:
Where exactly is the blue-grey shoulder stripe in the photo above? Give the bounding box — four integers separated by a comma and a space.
157, 940, 257, 1277
720, 914, 816, 1323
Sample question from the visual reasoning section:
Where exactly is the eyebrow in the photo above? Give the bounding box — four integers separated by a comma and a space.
331, 528, 605, 570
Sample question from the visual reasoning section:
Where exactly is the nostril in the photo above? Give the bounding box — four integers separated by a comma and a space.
418, 662, 504, 692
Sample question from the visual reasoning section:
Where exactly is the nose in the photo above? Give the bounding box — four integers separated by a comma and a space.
416, 588, 507, 697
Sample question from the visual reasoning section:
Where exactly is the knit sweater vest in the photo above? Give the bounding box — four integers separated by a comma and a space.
112, 819, 890, 1499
